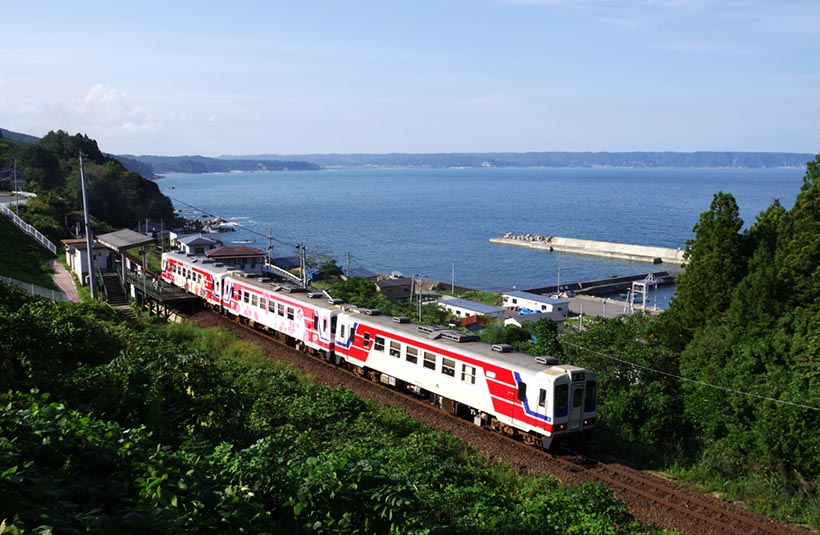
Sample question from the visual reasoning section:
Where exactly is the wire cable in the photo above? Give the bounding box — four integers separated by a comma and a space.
562, 340, 820, 412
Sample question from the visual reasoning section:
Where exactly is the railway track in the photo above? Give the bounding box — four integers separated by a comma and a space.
193, 308, 808, 535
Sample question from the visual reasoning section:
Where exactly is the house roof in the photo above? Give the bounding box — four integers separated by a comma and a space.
272, 256, 300, 269
347, 267, 377, 279
438, 297, 505, 315
205, 245, 266, 259
375, 278, 413, 289
503, 291, 569, 306
178, 235, 217, 246
461, 315, 490, 327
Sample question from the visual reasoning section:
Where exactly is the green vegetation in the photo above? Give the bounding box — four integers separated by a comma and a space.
0, 283, 656, 533
0, 217, 57, 289
552, 157, 820, 528
0, 130, 176, 248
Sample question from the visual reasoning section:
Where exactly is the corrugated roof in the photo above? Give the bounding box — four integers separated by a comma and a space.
438, 297, 505, 315
96, 229, 156, 252
205, 245, 266, 258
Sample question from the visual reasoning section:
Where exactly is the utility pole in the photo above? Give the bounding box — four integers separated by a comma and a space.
267, 228, 273, 267
12, 159, 18, 215
451, 258, 455, 293
346, 252, 352, 278
79, 152, 97, 300
557, 267, 561, 295
416, 274, 424, 322
298, 243, 307, 288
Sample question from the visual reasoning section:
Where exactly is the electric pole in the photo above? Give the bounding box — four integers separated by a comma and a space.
79, 152, 98, 300
12, 159, 18, 215
346, 252, 351, 278
451, 258, 455, 293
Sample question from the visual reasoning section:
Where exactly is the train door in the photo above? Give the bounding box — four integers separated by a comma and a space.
569, 383, 584, 431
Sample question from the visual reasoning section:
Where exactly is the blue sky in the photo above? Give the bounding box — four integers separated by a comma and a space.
1, 1, 817, 156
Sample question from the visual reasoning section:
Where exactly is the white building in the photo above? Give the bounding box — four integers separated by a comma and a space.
502, 291, 569, 317
437, 296, 507, 319
61, 238, 114, 286
504, 311, 566, 330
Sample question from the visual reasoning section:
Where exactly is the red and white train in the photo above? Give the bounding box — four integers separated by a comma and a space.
162, 251, 597, 448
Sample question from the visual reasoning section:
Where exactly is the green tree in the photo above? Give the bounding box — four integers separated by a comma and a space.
533, 316, 563, 357
659, 191, 748, 350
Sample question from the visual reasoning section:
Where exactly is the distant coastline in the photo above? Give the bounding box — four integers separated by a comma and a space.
119, 150, 815, 180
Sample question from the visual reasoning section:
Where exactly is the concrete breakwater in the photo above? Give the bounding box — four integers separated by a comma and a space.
490, 234, 686, 265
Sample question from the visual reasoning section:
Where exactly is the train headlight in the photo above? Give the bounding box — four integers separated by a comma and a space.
557, 423, 567, 431
583, 418, 597, 427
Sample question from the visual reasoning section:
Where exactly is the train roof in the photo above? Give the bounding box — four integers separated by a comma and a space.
229, 270, 344, 312
164, 251, 243, 277
343, 308, 588, 378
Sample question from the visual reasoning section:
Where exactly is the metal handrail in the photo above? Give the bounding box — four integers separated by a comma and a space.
0, 275, 68, 301
0, 203, 58, 254
124, 270, 192, 300
95, 267, 109, 301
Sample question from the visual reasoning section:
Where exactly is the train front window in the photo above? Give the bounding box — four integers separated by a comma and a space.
538, 388, 547, 408
585, 380, 598, 411
572, 387, 583, 408
555, 384, 568, 416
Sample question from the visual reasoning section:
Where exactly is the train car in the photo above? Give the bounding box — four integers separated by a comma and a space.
334, 308, 597, 448
161, 252, 238, 306
220, 273, 345, 358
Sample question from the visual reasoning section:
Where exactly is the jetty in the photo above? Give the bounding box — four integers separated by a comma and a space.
490, 234, 686, 264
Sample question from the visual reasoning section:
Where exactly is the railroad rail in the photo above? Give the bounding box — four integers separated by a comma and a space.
199, 308, 799, 535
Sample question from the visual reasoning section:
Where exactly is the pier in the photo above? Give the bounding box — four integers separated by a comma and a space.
490, 235, 686, 264
525, 271, 678, 297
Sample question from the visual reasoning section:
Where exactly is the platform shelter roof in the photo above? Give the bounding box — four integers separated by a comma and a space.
96, 229, 155, 253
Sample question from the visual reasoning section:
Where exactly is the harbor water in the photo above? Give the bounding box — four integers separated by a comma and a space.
157, 166, 807, 309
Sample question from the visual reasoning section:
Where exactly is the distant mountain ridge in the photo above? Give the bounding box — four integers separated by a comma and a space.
221, 151, 814, 169
0, 128, 40, 144
121, 154, 321, 175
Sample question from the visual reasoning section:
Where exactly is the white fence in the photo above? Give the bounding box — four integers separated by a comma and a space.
0, 202, 57, 254
1, 275, 68, 302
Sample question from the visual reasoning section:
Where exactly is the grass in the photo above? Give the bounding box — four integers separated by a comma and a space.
0, 216, 58, 289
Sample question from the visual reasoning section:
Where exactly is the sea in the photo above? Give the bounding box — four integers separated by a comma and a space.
157, 166, 808, 309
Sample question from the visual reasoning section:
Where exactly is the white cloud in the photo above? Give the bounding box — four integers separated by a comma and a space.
75, 83, 160, 134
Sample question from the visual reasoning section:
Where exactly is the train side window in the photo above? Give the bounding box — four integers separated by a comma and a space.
251, 294, 258, 307
538, 388, 547, 408
406, 346, 418, 364
389, 341, 401, 357
423, 352, 436, 370
287, 307, 294, 320
461, 364, 476, 384
261, 298, 267, 311
277, 303, 285, 316
585, 380, 597, 411
555, 384, 569, 416
243, 291, 249, 304
374, 336, 385, 351
517, 382, 527, 402
441, 358, 455, 377
363, 333, 371, 348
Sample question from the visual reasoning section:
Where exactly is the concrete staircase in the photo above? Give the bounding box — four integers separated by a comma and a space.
100, 272, 136, 319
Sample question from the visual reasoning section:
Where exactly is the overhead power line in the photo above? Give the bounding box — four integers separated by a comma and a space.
562, 340, 820, 413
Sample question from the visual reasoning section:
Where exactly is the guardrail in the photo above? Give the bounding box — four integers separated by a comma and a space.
124, 271, 194, 301
0, 203, 58, 254
1, 275, 68, 301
